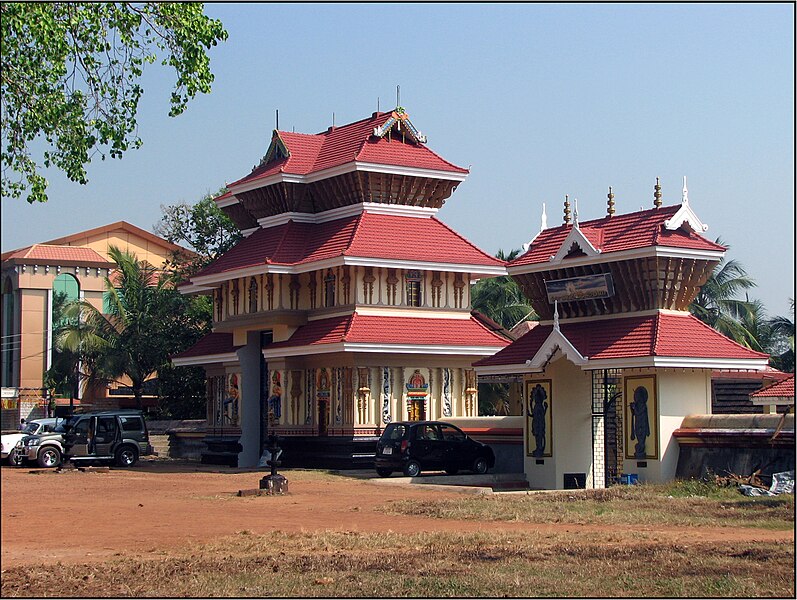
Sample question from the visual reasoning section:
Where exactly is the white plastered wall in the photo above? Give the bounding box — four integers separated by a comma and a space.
524, 353, 592, 490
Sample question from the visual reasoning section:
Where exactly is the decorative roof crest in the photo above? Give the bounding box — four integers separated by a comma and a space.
521, 203, 548, 252
664, 176, 708, 232
372, 107, 427, 143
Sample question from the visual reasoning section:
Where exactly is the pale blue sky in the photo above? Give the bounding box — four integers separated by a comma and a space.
2, 3, 794, 316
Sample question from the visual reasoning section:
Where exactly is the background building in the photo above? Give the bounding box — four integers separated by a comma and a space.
1, 222, 187, 429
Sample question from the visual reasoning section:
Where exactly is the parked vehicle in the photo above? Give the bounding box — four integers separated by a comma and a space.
2, 418, 64, 465
63, 410, 153, 467
15, 422, 67, 468
374, 420, 495, 478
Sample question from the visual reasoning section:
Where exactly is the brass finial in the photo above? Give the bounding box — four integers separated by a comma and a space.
654, 177, 662, 208
563, 194, 572, 225
607, 186, 615, 216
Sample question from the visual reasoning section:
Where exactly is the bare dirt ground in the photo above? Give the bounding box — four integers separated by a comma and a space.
1, 459, 792, 569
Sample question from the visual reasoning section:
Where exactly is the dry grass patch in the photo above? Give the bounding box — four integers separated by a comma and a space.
1, 530, 793, 597
379, 481, 795, 530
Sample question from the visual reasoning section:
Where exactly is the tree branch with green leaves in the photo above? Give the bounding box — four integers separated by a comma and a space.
1, 2, 227, 203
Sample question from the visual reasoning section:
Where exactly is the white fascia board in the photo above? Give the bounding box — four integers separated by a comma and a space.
352, 162, 468, 182
215, 195, 240, 208
229, 162, 468, 197
528, 330, 587, 368
172, 352, 239, 367
344, 256, 506, 276
474, 363, 544, 376
241, 227, 259, 238
263, 343, 505, 359
177, 282, 217, 295
551, 227, 601, 263
751, 396, 794, 406
507, 246, 725, 275
190, 263, 289, 287
581, 356, 769, 370
664, 203, 709, 232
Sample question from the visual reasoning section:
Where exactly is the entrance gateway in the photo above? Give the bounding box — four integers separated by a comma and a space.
474, 184, 768, 489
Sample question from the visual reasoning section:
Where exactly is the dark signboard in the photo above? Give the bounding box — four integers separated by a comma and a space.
544, 273, 615, 303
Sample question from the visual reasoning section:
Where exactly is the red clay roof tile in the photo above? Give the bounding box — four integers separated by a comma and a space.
192, 212, 504, 279
511, 205, 725, 267
172, 332, 240, 359
750, 374, 794, 398
229, 112, 467, 189
475, 312, 767, 366
2, 244, 112, 265
267, 313, 510, 350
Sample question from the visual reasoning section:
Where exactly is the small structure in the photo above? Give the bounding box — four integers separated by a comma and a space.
475, 182, 769, 489
260, 434, 288, 494
749, 373, 795, 413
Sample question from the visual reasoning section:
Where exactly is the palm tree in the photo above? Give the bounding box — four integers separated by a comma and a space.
767, 299, 795, 372
689, 239, 759, 347
472, 249, 537, 331
55, 246, 169, 410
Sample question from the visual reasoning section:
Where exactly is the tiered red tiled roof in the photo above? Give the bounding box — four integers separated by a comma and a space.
266, 312, 510, 351
229, 112, 467, 189
191, 212, 504, 279
510, 205, 726, 267
474, 312, 768, 366
1, 244, 111, 265
750, 374, 794, 399
172, 332, 240, 360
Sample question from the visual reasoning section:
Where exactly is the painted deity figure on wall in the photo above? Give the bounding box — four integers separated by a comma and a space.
529, 384, 548, 457
630, 386, 650, 458
223, 374, 240, 426
268, 371, 282, 425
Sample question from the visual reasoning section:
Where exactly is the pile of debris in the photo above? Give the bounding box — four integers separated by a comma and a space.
715, 469, 795, 497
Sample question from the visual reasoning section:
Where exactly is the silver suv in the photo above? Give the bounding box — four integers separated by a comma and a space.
15, 420, 67, 467
63, 410, 153, 467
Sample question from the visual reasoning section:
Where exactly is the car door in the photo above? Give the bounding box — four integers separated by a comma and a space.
438, 423, 469, 469
94, 416, 118, 458
66, 417, 93, 458
410, 424, 438, 468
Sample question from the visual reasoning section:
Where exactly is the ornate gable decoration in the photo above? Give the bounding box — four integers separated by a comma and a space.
372, 107, 427, 144
663, 177, 708, 233
526, 306, 587, 369
551, 225, 601, 264
257, 130, 291, 168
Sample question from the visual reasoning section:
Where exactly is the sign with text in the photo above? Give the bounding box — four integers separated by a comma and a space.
545, 273, 614, 303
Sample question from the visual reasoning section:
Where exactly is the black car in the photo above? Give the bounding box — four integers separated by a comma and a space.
62, 410, 153, 467
374, 421, 495, 478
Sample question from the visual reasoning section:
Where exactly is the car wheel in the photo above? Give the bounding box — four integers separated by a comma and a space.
115, 446, 139, 468
444, 467, 459, 475
9, 449, 26, 467
37, 447, 61, 468
472, 457, 489, 474
376, 468, 392, 478
403, 460, 421, 477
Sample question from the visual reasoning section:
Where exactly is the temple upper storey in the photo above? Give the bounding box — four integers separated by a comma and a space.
216, 109, 469, 230
508, 186, 726, 320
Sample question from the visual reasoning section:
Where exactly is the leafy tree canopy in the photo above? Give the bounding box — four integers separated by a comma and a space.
471, 248, 537, 332
154, 189, 242, 280
1, 2, 227, 203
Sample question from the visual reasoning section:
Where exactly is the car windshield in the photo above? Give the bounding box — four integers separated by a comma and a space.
21, 423, 40, 434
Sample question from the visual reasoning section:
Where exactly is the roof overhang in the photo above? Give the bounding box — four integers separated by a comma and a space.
171, 352, 239, 367
188, 256, 506, 287
507, 245, 725, 275
225, 161, 468, 200
263, 342, 505, 360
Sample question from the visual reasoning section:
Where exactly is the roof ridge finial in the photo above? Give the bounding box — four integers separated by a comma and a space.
540, 202, 548, 232
682, 176, 689, 204
654, 177, 662, 208
607, 186, 615, 216
563, 195, 572, 225
573, 198, 579, 228
553, 300, 560, 331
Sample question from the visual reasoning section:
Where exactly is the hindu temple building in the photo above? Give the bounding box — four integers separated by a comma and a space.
474, 181, 770, 489
173, 108, 510, 467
